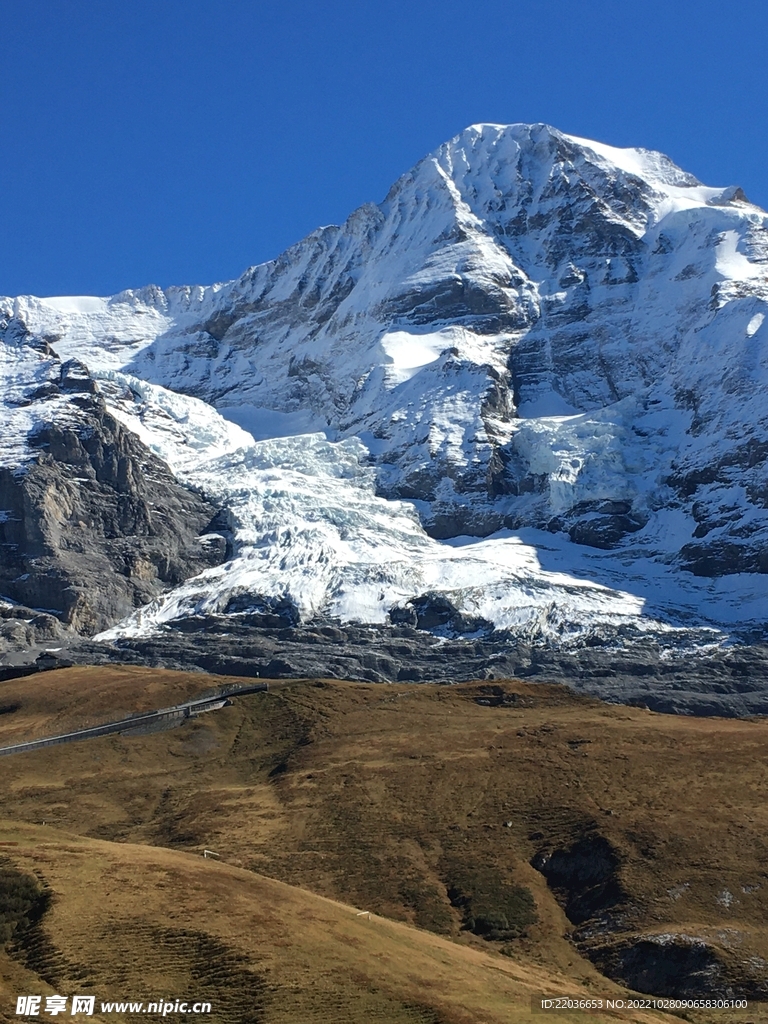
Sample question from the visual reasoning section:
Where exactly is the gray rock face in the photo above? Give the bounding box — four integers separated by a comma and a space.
546, 499, 648, 550
0, 603, 69, 658
16, 616, 768, 718
0, 355, 227, 638
531, 832, 768, 1000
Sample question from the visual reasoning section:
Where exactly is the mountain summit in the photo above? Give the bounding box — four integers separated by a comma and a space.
2, 124, 767, 675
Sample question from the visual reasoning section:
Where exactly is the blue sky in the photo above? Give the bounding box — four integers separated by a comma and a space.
2, 0, 766, 297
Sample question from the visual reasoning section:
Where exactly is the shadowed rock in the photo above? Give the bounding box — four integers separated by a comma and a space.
0, 365, 227, 638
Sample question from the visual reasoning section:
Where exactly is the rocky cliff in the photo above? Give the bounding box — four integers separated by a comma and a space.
0, 316, 227, 651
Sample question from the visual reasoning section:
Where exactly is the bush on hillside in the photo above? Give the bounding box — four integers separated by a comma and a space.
447, 865, 537, 941
0, 857, 49, 944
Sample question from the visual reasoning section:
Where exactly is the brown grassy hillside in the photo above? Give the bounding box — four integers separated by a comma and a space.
0, 821, 680, 1024
1, 667, 767, 1022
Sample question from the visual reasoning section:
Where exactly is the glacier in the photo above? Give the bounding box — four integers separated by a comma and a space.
2, 122, 767, 656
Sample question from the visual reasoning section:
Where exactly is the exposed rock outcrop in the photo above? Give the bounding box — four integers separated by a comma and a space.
532, 829, 768, 1000
591, 933, 768, 1000
0, 358, 227, 638
10, 616, 768, 717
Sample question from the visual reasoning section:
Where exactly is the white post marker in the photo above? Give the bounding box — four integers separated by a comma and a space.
203, 850, 220, 859
356, 911, 371, 919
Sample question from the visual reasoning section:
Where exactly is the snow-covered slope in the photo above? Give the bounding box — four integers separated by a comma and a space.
3, 123, 767, 647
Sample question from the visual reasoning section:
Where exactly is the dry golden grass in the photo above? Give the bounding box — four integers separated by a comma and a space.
2, 667, 768, 1023
0, 667, 231, 745
0, 822, 673, 1024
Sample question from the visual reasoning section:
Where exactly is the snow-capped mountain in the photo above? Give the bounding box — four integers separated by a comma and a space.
2, 123, 767, 657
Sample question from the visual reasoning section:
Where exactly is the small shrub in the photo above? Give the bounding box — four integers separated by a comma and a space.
0, 858, 49, 945
446, 864, 537, 941
399, 876, 453, 935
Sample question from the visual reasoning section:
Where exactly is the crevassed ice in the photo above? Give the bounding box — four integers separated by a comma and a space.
94, 371, 738, 646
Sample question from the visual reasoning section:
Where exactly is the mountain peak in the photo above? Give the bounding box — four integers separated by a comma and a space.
428, 122, 724, 210
2, 126, 768, 669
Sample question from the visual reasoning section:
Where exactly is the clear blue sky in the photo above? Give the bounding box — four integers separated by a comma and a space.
2, 0, 766, 298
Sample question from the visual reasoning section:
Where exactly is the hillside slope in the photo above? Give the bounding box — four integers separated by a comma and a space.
2, 667, 767, 1016
4, 823, 665, 1024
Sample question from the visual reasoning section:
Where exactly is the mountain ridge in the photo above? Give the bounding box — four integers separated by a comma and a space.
2, 123, 767, 689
